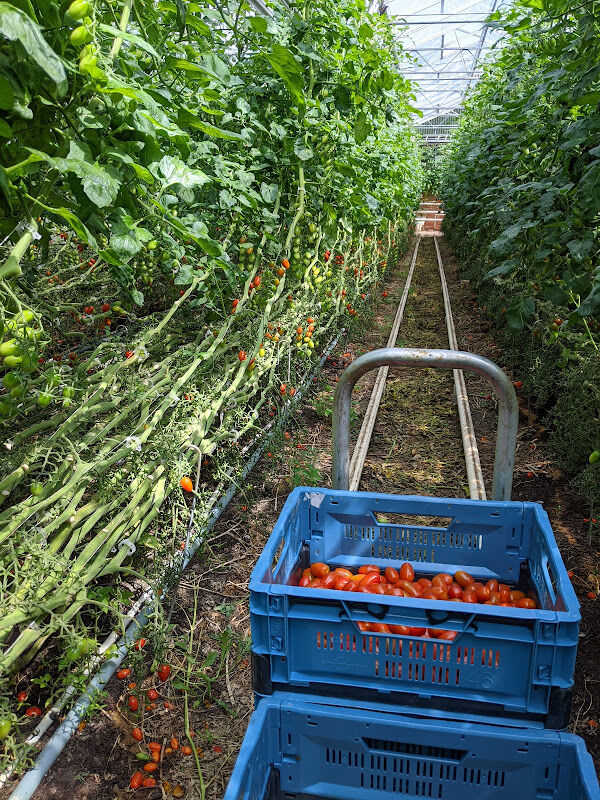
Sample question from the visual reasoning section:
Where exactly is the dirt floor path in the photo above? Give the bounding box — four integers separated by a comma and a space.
19, 233, 599, 800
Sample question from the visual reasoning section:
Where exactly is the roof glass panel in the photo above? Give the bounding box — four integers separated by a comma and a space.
387, 0, 509, 138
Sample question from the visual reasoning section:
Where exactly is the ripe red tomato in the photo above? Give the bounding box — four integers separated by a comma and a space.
142, 777, 157, 788
417, 578, 432, 590
447, 583, 463, 599
238, 350, 246, 362
334, 568, 353, 579
101, 302, 110, 313
369, 584, 387, 595
147, 689, 159, 702
308, 578, 323, 589
437, 630, 458, 641
311, 562, 330, 578
385, 587, 404, 597
461, 589, 478, 604
16, 691, 28, 702
409, 627, 426, 637
454, 571, 475, 588
143, 762, 158, 773
510, 590, 526, 602
321, 572, 337, 589
132, 727, 143, 742
486, 579, 499, 593
360, 572, 381, 587
134, 638, 146, 650
116, 668, 131, 680
340, 579, 357, 592
128, 696, 139, 711
357, 621, 371, 632
473, 583, 490, 602
399, 580, 420, 597
385, 567, 400, 584
358, 564, 379, 575
298, 575, 311, 587
157, 664, 171, 682
25, 706, 41, 718
370, 623, 390, 633
130, 771, 144, 789
388, 624, 410, 635
399, 563, 415, 582
499, 588, 511, 602
487, 592, 501, 605
432, 573, 453, 587
516, 597, 536, 609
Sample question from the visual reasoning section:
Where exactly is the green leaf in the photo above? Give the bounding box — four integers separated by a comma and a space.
0, 3, 66, 93
178, 111, 244, 140
260, 182, 278, 203
0, 74, 14, 110
47, 207, 97, 251
267, 44, 305, 106
0, 116, 12, 137
0, 165, 12, 208
294, 140, 313, 161
484, 258, 519, 279
358, 23, 373, 41
250, 16, 268, 33
97, 24, 159, 58
354, 112, 370, 144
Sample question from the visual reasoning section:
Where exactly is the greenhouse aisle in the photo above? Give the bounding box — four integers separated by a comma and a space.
27, 232, 600, 800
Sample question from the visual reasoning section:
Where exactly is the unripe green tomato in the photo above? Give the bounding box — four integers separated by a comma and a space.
590, 450, 600, 464
63, 386, 75, 398
309, 223, 317, 234
0, 720, 11, 740
3, 355, 22, 368
30, 481, 44, 497
79, 52, 98, 74
10, 386, 24, 398
2, 371, 21, 391
71, 25, 92, 47
147, 240, 158, 250
67, 0, 91, 20
0, 339, 18, 357
38, 392, 52, 408
0, 402, 14, 418
62, 398, 73, 409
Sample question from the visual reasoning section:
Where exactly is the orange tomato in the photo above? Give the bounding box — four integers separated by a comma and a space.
130, 772, 144, 789
310, 562, 330, 578
180, 476, 194, 493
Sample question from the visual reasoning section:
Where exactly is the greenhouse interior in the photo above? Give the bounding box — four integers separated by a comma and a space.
0, 0, 599, 797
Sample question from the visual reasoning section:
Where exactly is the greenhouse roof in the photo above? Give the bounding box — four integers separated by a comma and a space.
387, 0, 509, 141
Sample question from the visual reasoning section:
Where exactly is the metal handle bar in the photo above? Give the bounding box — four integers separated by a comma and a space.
332, 347, 518, 501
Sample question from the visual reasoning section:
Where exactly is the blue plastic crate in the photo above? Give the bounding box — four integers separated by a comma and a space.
225, 693, 600, 800
249, 488, 580, 727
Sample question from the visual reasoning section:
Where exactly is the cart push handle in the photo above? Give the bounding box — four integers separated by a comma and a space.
332, 347, 519, 501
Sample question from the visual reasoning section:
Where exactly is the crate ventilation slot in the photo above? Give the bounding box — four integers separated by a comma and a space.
343, 524, 482, 561
363, 739, 466, 762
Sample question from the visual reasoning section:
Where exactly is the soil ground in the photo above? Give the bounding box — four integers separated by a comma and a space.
10, 232, 598, 800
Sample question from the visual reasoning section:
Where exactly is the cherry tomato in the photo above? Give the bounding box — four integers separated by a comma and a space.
369, 584, 387, 595
142, 777, 157, 787
437, 630, 458, 641
181, 745, 193, 755
385, 567, 400, 584
432, 573, 453, 587
510, 590, 526, 602
143, 762, 157, 773
388, 624, 410, 635
385, 586, 404, 597
370, 623, 391, 633
157, 664, 171, 682
148, 741, 161, 752
454, 571, 475, 589
487, 592, 501, 605
417, 578, 432, 590
360, 572, 381, 587
473, 583, 490, 602
333, 568, 353, 579
358, 564, 379, 575
499, 588, 511, 602
399, 580, 420, 597
117, 668, 131, 680
409, 627, 426, 637
132, 727, 143, 742
321, 572, 337, 589
130, 771, 144, 789
498, 583, 510, 593
341, 580, 357, 592
308, 578, 323, 589
486, 579, 499, 593
310, 562, 330, 578
399, 563, 415, 582
447, 583, 463, 599
333, 576, 350, 590
357, 621, 371, 632
461, 589, 478, 604
171, 737, 179, 750
128, 696, 139, 711
25, 706, 41, 718
16, 691, 28, 702
299, 575, 311, 587
516, 598, 536, 609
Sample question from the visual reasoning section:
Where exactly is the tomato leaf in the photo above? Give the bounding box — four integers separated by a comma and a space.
267, 44, 305, 107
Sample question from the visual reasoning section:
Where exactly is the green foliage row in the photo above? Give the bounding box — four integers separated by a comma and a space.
442, 0, 600, 506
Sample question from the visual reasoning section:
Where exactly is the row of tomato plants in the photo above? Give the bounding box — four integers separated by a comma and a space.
0, 0, 423, 773
442, 0, 600, 510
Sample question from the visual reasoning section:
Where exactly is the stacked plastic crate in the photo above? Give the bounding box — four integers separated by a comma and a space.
225, 488, 600, 799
